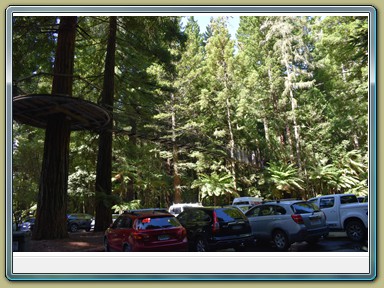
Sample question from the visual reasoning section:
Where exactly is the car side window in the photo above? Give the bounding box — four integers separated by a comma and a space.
189, 209, 210, 222
177, 212, 189, 223
274, 205, 286, 215
340, 195, 358, 204
111, 217, 123, 229
200, 210, 211, 222
319, 197, 335, 209
117, 217, 131, 229
247, 206, 261, 217
260, 205, 274, 216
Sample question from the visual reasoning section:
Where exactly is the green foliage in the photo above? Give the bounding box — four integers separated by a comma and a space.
12, 123, 44, 218
12, 16, 58, 95
112, 200, 142, 214
265, 162, 304, 199
192, 172, 239, 204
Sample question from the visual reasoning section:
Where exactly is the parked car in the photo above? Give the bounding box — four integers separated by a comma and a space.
67, 213, 93, 232
232, 197, 263, 206
245, 200, 329, 251
104, 209, 188, 252
308, 194, 368, 242
168, 203, 202, 217
176, 206, 253, 252
18, 217, 35, 232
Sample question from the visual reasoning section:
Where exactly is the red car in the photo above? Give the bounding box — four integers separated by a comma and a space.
104, 209, 188, 252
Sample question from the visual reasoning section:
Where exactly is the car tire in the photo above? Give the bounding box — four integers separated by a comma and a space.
123, 243, 132, 252
195, 237, 209, 252
104, 238, 110, 252
69, 223, 78, 233
345, 220, 366, 242
272, 230, 290, 251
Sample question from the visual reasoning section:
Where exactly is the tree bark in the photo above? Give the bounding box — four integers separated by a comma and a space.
94, 16, 116, 232
33, 16, 77, 240
226, 96, 237, 192
171, 92, 182, 204
126, 120, 137, 202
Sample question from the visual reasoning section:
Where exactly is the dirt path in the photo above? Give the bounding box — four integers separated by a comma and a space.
25, 231, 105, 252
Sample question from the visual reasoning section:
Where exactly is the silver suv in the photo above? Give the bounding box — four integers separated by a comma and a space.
244, 200, 329, 251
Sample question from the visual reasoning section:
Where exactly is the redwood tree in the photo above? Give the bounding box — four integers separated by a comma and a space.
33, 16, 77, 240
94, 16, 116, 232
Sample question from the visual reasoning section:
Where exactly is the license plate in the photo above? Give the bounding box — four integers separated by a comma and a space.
231, 225, 243, 230
158, 235, 170, 241
310, 219, 321, 225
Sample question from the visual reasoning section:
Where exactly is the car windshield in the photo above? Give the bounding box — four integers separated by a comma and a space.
291, 202, 320, 214
136, 216, 181, 230
237, 206, 251, 212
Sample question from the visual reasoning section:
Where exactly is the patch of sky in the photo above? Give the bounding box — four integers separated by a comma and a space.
181, 16, 240, 41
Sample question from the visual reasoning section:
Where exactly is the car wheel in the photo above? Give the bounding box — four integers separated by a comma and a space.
272, 230, 290, 251
123, 243, 132, 252
195, 237, 209, 252
345, 220, 366, 242
104, 238, 110, 252
69, 223, 78, 233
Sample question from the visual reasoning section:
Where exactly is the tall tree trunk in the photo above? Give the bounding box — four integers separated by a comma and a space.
284, 58, 301, 169
126, 120, 137, 202
171, 92, 182, 203
289, 88, 301, 168
33, 16, 77, 240
286, 124, 295, 163
94, 16, 116, 232
173, 146, 182, 203
263, 118, 270, 145
226, 96, 237, 192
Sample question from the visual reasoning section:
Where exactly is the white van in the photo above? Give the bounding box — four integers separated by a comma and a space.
168, 203, 202, 217
232, 197, 263, 206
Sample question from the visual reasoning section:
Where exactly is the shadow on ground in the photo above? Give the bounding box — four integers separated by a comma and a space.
25, 231, 105, 252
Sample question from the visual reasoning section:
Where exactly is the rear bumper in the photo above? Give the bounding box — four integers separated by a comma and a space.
290, 226, 329, 242
208, 235, 254, 250
132, 240, 189, 252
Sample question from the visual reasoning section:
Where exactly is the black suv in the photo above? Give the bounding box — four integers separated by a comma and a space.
67, 213, 93, 232
176, 206, 253, 252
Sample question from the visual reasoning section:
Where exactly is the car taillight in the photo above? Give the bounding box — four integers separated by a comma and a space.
291, 214, 304, 224
212, 211, 220, 233
141, 218, 151, 223
132, 231, 150, 241
178, 227, 187, 239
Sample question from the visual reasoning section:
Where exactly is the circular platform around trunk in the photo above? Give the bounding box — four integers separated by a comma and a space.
13, 94, 111, 131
